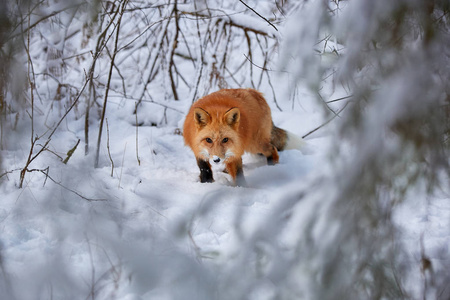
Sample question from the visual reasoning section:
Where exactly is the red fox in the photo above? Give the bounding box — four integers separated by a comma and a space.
183, 88, 304, 186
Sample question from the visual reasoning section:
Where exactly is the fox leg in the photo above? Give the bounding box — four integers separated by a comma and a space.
261, 143, 279, 165
266, 146, 279, 165
226, 158, 247, 187
197, 158, 214, 183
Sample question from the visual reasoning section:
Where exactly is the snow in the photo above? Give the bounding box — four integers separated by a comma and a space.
1, 0, 449, 299
3, 92, 447, 298
0, 89, 326, 298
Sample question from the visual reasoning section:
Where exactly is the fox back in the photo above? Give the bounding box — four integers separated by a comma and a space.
183, 88, 288, 186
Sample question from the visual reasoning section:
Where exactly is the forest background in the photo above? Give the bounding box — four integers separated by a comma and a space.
0, 0, 449, 299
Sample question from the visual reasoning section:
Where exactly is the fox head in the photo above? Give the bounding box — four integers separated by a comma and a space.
193, 107, 242, 164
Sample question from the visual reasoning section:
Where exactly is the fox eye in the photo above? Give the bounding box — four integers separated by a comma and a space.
222, 138, 229, 143
205, 138, 213, 143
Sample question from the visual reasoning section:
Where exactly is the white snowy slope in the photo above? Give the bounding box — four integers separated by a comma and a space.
1, 1, 449, 299
0, 88, 325, 299
1, 90, 449, 299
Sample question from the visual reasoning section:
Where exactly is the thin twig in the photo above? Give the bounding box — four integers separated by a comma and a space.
243, 53, 288, 73
85, 2, 123, 155
135, 16, 172, 108
182, 9, 274, 37
326, 95, 353, 104
20, 3, 35, 188
190, 0, 206, 102
19, 72, 91, 188
63, 139, 80, 164
244, 30, 255, 88
134, 102, 141, 166
302, 100, 351, 139
267, 71, 282, 111
8, 2, 84, 40
168, 0, 180, 100
238, 0, 278, 32
106, 119, 114, 177
118, 142, 127, 189
0, 168, 21, 179
23, 168, 105, 201
95, 0, 128, 168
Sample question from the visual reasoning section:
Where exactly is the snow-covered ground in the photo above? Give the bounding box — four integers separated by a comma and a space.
1, 1, 449, 299
2, 88, 449, 299
0, 89, 326, 299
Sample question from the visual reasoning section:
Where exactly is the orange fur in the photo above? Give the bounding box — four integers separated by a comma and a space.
183, 88, 287, 186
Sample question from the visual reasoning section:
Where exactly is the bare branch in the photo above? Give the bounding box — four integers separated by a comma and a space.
238, 0, 278, 32
168, 0, 180, 100
95, 0, 128, 168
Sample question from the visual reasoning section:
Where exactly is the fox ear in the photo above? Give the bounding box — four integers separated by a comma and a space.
224, 107, 240, 127
194, 108, 211, 127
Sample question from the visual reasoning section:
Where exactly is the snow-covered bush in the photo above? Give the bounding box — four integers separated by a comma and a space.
0, 0, 449, 299
280, 1, 450, 299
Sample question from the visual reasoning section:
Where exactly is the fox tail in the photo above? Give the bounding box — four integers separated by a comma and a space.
272, 126, 313, 154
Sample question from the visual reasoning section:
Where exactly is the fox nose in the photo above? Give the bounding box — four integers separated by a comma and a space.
213, 156, 221, 163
